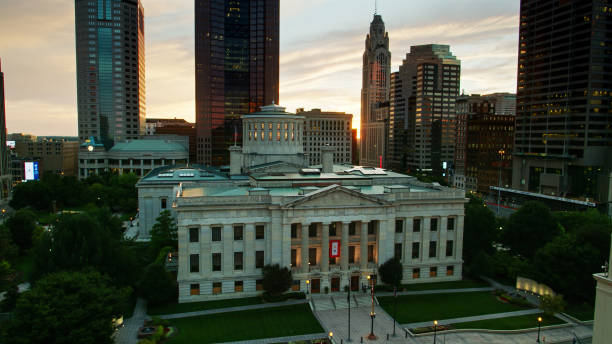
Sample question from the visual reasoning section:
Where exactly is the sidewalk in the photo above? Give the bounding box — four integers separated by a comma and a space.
403, 309, 541, 329
213, 333, 328, 344
157, 299, 308, 320
114, 298, 147, 344
376, 287, 494, 297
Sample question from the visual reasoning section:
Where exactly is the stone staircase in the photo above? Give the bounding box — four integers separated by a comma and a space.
312, 294, 372, 311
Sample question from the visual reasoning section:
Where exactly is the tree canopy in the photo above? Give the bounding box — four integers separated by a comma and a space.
502, 201, 560, 258
138, 263, 177, 305
262, 264, 292, 296
378, 258, 403, 286
150, 210, 178, 254
5, 209, 39, 253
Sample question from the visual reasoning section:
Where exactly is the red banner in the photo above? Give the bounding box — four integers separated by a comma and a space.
329, 240, 340, 258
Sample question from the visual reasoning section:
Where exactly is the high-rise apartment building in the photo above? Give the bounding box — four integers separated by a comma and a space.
396, 45, 460, 176
360, 14, 391, 167
454, 94, 515, 193
514, 0, 612, 201
296, 108, 353, 165
0, 60, 11, 201
74, 0, 146, 148
195, 0, 279, 166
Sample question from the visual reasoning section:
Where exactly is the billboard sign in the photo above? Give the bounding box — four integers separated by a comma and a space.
24, 161, 39, 181
6, 141, 15, 149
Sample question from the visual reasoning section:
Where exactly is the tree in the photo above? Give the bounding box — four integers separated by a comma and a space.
150, 210, 178, 254
463, 195, 498, 275
3, 270, 129, 344
262, 264, 292, 296
9, 181, 52, 211
6, 209, 38, 253
138, 263, 177, 305
0, 225, 18, 262
378, 258, 403, 286
0, 260, 14, 292
502, 201, 560, 258
539, 294, 566, 316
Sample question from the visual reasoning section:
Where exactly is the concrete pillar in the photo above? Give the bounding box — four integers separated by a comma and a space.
456, 215, 464, 260
439, 217, 448, 261
229, 146, 242, 175
422, 217, 430, 262
282, 223, 292, 269
270, 210, 282, 265
404, 217, 413, 264
377, 219, 394, 265
360, 221, 368, 269
321, 223, 329, 272
223, 224, 233, 272
201, 225, 211, 274
321, 145, 334, 173
245, 223, 255, 272
301, 223, 310, 273
341, 222, 349, 271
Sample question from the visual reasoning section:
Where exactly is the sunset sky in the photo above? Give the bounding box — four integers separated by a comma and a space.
0, 0, 520, 136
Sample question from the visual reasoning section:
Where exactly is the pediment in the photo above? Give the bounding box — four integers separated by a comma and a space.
283, 184, 387, 208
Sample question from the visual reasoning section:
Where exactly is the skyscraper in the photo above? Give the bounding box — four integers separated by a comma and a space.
514, 0, 612, 201
360, 14, 391, 168
0, 59, 11, 201
74, 0, 146, 148
396, 45, 460, 176
195, 0, 280, 166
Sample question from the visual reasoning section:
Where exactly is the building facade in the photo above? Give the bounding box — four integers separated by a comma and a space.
195, 0, 279, 166
0, 60, 10, 202
397, 45, 461, 176
146, 118, 196, 163
137, 104, 466, 302
360, 14, 391, 167
9, 134, 79, 177
75, 0, 146, 147
454, 94, 515, 193
592, 235, 612, 344
513, 0, 612, 202
388, 71, 407, 172
297, 108, 352, 165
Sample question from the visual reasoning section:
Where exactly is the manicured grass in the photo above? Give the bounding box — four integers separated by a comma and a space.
167, 304, 323, 344
565, 303, 594, 321
379, 291, 531, 324
451, 313, 564, 330
398, 280, 489, 291
148, 296, 263, 316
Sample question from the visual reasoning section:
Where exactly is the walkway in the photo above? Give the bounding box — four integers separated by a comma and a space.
214, 333, 328, 344
157, 299, 307, 320
403, 309, 541, 329
114, 298, 147, 344
377, 287, 494, 297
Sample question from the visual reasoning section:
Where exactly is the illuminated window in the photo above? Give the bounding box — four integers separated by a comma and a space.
190, 283, 200, 295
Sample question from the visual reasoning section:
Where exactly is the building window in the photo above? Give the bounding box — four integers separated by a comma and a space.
446, 265, 454, 276
190, 254, 199, 273
234, 225, 243, 240
234, 252, 243, 270
190, 283, 200, 296
446, 240, 454, 257
329, 223, 337, 237
291, 249, 297, 266
211, 226, 221, 241
412, 242, 420, 259
309, 248, 317, 265
256, 251, 264, 268
255, 225, 265, 239
308, 223, 317, 238
430, 267, 437, 277
447, 217, 455, 231
349, 222, 356, 236
394, 243, 402, 260
291, 280, 300, 291
367, 245, 374, 262
212, 253, 221, 271
348, 246, 355, 263
212, 282, 222, 295
189, 227, 199, 243
368, 221, 376, 235
235, 280, 243, 292
413, 268, 420, 279
413, 219, 421, 232
329, 256, 336, 265
395, 219, 403, 233
291, 224, 298, 238
160, 198, 167, 209
429, 241, 437, 258
430, 218, 438, 231
256, 279, 263, 291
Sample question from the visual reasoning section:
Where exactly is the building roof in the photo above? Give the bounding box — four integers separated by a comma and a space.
109, 139, 187, 152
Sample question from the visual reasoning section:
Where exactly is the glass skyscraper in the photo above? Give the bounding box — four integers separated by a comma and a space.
195, 0, 279, 166
75, 0, 145, 148
0, 59, 11, 201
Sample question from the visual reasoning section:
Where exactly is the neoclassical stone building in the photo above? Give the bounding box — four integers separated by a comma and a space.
137, 104, 467, 302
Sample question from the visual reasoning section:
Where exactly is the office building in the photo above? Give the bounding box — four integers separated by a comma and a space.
195, 0, 279, 166
388, 71, 407, 171
9, 134, 79, 177
146, 118, 196, 163
0, 60, 10, 201
360, 14, 391, 167
136, 103, 466, 302
297, 108, 352, 165
513, 0, 612, 202
453, 94, 515, 193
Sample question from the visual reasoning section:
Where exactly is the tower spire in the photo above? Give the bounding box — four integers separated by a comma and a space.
374, 0, 378, 15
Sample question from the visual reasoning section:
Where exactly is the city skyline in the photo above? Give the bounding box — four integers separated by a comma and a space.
0, 0, 519, 136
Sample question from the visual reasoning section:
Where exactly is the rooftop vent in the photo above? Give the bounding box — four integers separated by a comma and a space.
300, 168, 321, 175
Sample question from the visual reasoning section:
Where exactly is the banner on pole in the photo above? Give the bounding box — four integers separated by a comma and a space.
329, 239, 340, 258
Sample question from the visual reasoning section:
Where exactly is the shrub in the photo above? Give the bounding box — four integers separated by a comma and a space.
378, 258, 403, 286
262, 264, 292, 296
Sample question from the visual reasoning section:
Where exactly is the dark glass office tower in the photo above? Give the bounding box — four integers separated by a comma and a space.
75, 0, 146, 148
195, 0, 279, 166
0, 59, 10, 200
513, 0, 612, 201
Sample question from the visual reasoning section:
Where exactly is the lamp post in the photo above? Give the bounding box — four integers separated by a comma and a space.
347, 276, 351, 342
367, 275, 377, 340
433, 320, 438, 344
392, 286, 397, 336
329, 331, 334, 344
306, 279, 310, 295
497, 149, 505, 216
537, 316, 542, 343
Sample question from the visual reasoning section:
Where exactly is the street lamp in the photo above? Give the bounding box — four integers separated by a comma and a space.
497, 149, 505, 216
367, 275, 377, 340
329, 331, 334, 343
433, 320, 438, 344
392, 286, 397, 336
306, 279, 310, 295
537, 316, 542, 343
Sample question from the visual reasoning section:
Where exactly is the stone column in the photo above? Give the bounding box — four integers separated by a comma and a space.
360, 221, 368, 269
377, 219, 394, 265
422, 217, 430, 262
245, 223, 255, 272
404, 217, 413, 264
201, 225, 211, 274
282, 223, 292, 269
301, 223, 309, 273
341, 222, 349, 271
439, 217, 448, 262
270, 210, 282, 265
321, 223, 329, 272
455, 215, 464, 260
223, 224, 233, 272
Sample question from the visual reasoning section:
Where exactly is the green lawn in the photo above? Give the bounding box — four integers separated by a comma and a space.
167, 304, 323, 344
451, 313, 564, 330
148, 296, 263, 316
565, 303, 594, 321
397, 280, 489, 292
379, 291, 531, 323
